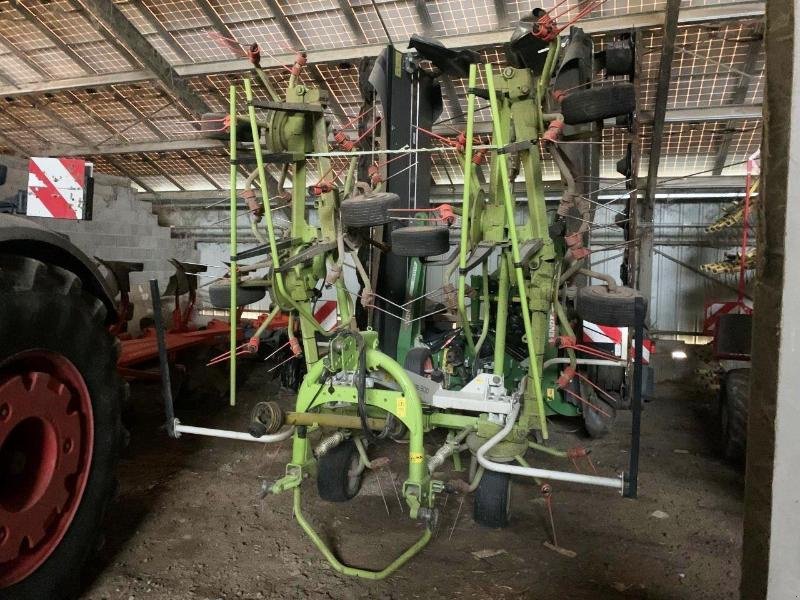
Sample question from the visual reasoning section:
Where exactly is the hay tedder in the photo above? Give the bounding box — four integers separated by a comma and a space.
151, 8, 649, 579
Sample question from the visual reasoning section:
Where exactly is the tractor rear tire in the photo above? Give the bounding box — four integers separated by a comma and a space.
340, 192, 400, 227
719, 369, 749, 463
391, 226, 450, 257
576, 285, 645, 327
561, 83, 636, 125
0, 256, 123, 600
317, 440, 363, 502
208, 283, 267, 308
474, 470, 511, 528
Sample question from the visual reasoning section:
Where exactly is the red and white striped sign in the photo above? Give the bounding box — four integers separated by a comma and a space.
582, 321, 653, 364
26, 157, 92, 220
313, 300, 339, 332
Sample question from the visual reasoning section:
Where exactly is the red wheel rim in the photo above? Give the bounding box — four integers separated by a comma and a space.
0, 351, 94, 587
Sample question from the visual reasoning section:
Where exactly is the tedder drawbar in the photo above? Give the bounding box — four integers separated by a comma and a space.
150, 10, 647, 579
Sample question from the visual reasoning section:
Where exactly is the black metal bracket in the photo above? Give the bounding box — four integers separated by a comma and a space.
251, 100, 325, 114
459, 241, 497, 275
275, 241, 337, 273
422, 245, 459, 266
231, 237, 295, 262
623, 295, 647, 499
514, 239, 545, 268
466, 87, 491, 100
498, 139, 538, 155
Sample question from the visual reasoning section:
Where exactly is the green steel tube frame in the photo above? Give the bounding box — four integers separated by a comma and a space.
485, 63, 548, 438
221, 38, 569, 576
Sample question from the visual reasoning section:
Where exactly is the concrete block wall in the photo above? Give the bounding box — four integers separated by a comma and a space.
0, 155, 197, 331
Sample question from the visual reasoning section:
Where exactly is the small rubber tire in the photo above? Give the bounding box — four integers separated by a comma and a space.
604, 45, 634, 77
561, 83, 636, 125
340, 192, 400, 227
391, 226, 450, 257
208, 283, 266, 308
404, 347, 434, 376
587, 364, 624, 393
719, 369, 748, 463
581, 382, 617, 439
317, 440, 363, 502
474, 470, 511, 528
576, 285, 645, 327
0, 255, 123, 600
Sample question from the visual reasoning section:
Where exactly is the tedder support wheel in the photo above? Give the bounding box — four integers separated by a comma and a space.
404, 347, 434, 376
474, 470, 511, 528
576, 285, 645, 327
581, 381, 617, 439
561, 83, 636, 125
339, 191, 400, 227
208, 282, 267, 308
391, 226, 450, 257
719, 369, 749, 463
0, 256, 123, 600
603, 44, 634, 77
317, 440, 363, 502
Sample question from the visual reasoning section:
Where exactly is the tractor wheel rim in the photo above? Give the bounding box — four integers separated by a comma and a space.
0, 350, 94, 587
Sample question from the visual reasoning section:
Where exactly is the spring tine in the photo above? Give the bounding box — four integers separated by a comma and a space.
262, 339, 291, 362
375, 468, 391, 517
267, 353, 299, 373
387, 467, 404, 516
448, 496, 465, 541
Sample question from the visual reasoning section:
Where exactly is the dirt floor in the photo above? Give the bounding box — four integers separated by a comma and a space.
80, 372, 743, 600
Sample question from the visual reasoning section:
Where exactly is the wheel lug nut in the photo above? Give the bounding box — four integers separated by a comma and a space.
0, 404, 9, 420
63, 439, 73, 453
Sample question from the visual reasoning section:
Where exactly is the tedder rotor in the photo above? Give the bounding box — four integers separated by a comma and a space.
153, 8, 649, 579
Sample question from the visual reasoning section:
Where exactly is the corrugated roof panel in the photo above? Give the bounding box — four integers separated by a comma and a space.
72, 41, 136, 73
26, 47, 86, 78
6, 103, 55, 127
226, 19, 292, 53
350, 2, 391, 44
73, 123, 116, 144
280, 0, 338, 16
144, 0, 212, 31
0, 11, 54, 51
0, 53, 43, 83
211, 0, 270, 22
428, 0, 498, 36
115, 0, 158, 34
315, 64, 361, 106
362, 0, 424, 44
36, 126, 82, 145
147, 32, 188, 65
172, 28, 236, 61
138, 175, 181, 191
151, 116, 198, 136
24, 0, 104, 44
288, 10, 356, 50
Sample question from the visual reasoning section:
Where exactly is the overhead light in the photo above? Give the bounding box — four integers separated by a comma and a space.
671, 350, 688, 360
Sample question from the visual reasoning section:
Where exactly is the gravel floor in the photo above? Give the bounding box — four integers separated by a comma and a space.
80, 373, 743, 600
